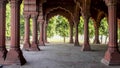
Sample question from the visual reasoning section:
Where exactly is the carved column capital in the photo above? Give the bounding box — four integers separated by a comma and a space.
31, 13, 38, 19
105, 0, 117, 6
24, 14, 30, 19
82, 12, 90, 20
9, 0, 22, 5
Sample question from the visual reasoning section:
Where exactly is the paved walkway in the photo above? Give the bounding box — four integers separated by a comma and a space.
3, 43, 120, 68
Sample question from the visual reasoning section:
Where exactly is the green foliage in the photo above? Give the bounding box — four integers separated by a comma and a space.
6, 3, 25, 39
47, 15, 69, 39
99, 18, 108, 36
47, 17, 56, 38
6, 4, 11, 38
78, 17, 95, 38
89, 18, 95, 38
55, 15, 69, 37
78, 17, 84, 35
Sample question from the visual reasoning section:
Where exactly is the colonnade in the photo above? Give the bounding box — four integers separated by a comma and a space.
0, 0, 120, 66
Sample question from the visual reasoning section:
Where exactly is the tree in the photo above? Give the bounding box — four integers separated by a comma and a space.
78, 17, 84, 35
47, 17, 56, 38
99, 17, 108, 44
55, 15, 69, 43
89, 18, 95, 38
6, 3, 11, 39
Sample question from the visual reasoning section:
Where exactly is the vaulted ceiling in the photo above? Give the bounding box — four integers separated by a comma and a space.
24, 0, 120, 22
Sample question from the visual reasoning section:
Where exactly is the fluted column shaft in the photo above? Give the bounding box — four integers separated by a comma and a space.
23, 15, 31, 50
31, 15, 40, 51
5, 0, 26, 65
0, 0, 8, 64
81, 15, 91, 51
39, 20, 45, 46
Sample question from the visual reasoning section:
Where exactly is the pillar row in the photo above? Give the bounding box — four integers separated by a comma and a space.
81, 15, 91, 51
0, 0, 8, 64
5, 0, 26, 65
31, 14, 40, 51
101, 0, 120, 65
23, 14, 31, 50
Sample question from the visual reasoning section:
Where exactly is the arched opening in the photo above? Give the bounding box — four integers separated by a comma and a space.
99, 17, 108, 44
47, 15, 70, 43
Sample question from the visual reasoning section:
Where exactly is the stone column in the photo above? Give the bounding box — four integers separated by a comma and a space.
74, 22, 79, 46
101, 0, 120, 65
23, 14, 31, 50
93, 22, 100, 44
45, 24, 48, 43
81, 14, 91, 51
69, 23, 74, 43
0, 0, 8, 64
44, 23, 48, 43
5, 0, 26, 65
31, 14, 40, 51
39, 20, 45, 46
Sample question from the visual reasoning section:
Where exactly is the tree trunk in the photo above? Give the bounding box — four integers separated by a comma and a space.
64, 37, 65, 43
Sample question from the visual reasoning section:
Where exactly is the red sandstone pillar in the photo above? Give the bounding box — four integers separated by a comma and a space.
23, 14, 31, 50
5, 0, 26, 65
101, 0, 120, 65
81, 15, 91, 51
93, 22, 100, 44
69, 23, 74, 43
74, 22, 79, 46
39, 20, 45, 46
44, 23, 48, 43
31, 14, 40, 51
0, 0, 8, 64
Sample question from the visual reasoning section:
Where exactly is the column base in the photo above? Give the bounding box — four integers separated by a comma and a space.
39, 41, 45, 46
69, 40, 74, 44
30, 42, 40, 51
101, 48, 120, 66
93, 39, 100, 44
0, 48, 7, 64
74, 42, 80, 46
5, 48, 26, 65
81, 43, 91, 51
23, 43, 31, 51
45, 40, 49, 43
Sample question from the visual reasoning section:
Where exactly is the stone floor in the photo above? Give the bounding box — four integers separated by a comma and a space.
3, 43, 120, 68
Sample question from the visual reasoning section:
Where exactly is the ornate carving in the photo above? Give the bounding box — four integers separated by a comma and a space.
9, 0, 22, 8
31, 12, 38, 19
105, 0, 117, 6
24, 14, 30, 19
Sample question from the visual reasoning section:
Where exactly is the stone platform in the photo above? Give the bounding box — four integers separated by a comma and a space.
3, 43, 120, 68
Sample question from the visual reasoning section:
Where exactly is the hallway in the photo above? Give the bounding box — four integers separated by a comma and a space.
3, 44, 120, 68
